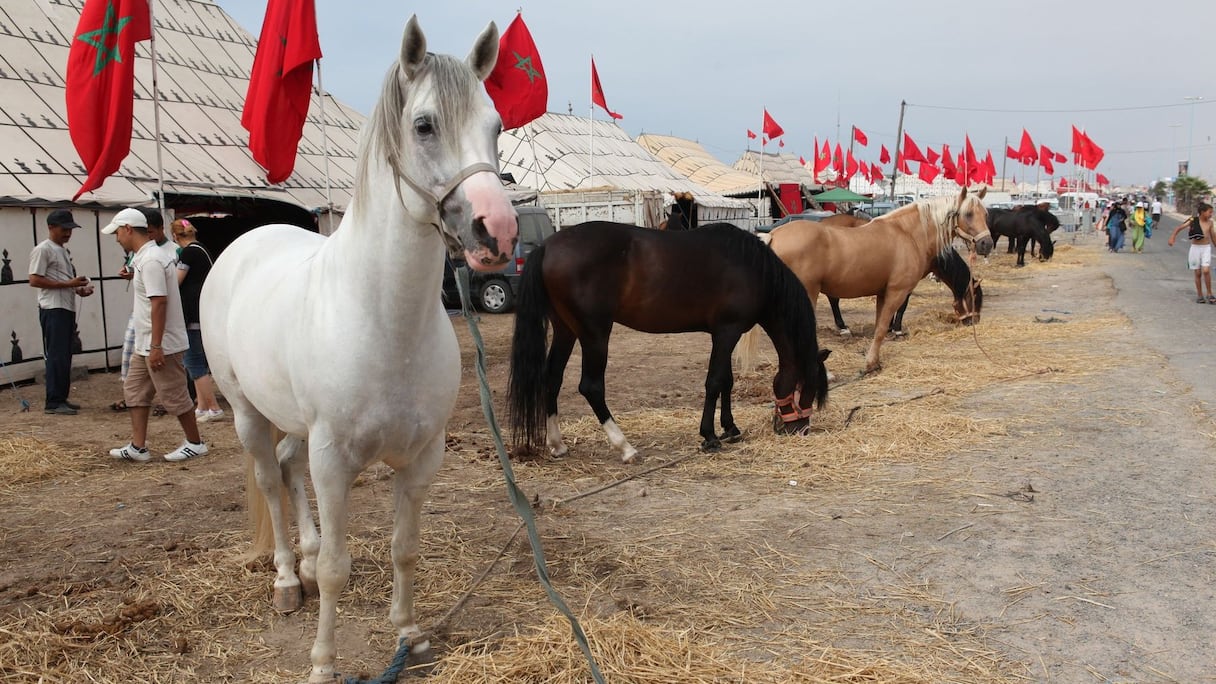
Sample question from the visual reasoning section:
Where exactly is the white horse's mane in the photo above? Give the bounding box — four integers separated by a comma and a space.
914, 194, 978, 255
354, 53, 478, 211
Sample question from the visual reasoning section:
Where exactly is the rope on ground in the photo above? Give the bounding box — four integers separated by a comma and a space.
0, 360, 31, 412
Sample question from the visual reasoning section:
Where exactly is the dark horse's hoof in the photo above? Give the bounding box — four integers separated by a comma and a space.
1015, 263, 1025, 268
772, 415, 810, 435
700, 438, 722, 452
719, 426, 743, 444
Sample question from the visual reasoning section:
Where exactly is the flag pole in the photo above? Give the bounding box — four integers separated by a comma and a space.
147, 0, 166, 217
1001, 136, 1008, 192
314, 60, 335, 233
848, 126, 855, 191
757, 109, 765, 216
588, 55, 594, 187
890, 100, 905, 201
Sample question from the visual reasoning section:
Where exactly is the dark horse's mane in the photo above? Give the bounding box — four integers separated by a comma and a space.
932, 247, 983, 310
699, 223, 829, 410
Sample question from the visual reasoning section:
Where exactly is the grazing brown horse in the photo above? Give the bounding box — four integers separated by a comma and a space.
508, 221, 830, 461
741, 188, 992, 374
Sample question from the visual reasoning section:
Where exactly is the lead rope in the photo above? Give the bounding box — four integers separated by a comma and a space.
454, 265, 607, 683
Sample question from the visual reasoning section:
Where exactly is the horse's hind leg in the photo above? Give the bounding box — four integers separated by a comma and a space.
827, 296, 851, 336
577, 330, 639, 462
543, 322, 577, 457
865, 292, 903, 373
277, 435, 320, 598
235, 407, 303, 612
1015, 237, 1029, 267
388, 432, 445, 656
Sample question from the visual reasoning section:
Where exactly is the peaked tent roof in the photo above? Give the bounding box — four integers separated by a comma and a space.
0, 0, 362, 210
635, 134, 761, 197
497, 113, 751, 209
733, 150, 820, 187
811, 188, 871, 203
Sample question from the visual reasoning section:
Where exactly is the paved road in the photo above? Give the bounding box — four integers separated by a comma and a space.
1098, 213, 1216, 409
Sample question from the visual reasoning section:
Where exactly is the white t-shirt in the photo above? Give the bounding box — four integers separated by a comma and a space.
28, 239, 77, 312
131, 239, 188, 356
1151, 200, 1163, 215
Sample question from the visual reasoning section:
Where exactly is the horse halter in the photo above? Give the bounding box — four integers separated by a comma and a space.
942, 205, 981, 248
396, 161, 499, 254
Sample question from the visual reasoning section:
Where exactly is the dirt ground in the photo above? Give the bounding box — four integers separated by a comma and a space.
2, 230, 1214, 683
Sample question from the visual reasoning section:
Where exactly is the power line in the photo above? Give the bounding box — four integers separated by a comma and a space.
906, 99, 1216, 114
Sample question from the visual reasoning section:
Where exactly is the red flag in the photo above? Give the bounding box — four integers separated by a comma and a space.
590, 58, 622, 119
902, 133, 926, 163
485, 13, 547, 130
918, 161, 939, 184
799, 155, 806, 165
954, 152, 967, 186
1053, 151, 1066, 164
925, 146, 940, 165
1070, 125, 1085, 159
762, 109, 784, 140
747, 129, 757, 139
1039, 145, 1055, 175
845, 149, 859, 180
778, 139, 785, 148
66, 0, 152, 200
241, 0, 323, 184
879, 144, 891, 164
872, 162, 886, 184
1096, 173, 1110, 186
832, 143, 844, 174
982, 151, 996, 185
1081, 131, 1104, 169
852, 126, 868, 146
940, 144, 956, 177
1018, 129, 1037, 164
964, 135, 978, 180
814, 140, 831, 175
896, 154, 913, 175
1006, 144, 1021, 159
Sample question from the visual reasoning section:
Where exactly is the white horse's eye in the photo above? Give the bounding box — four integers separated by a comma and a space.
413, 117, 435, 136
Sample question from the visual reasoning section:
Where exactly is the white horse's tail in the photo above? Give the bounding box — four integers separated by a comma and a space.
244, 427, 289, 564
736, 325, 762, 374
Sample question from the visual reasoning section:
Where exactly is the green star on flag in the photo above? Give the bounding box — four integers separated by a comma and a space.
512, 51, 542, 84
76, 0, 135, 76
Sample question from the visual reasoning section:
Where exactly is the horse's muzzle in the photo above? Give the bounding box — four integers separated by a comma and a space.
974, 235, 994, 256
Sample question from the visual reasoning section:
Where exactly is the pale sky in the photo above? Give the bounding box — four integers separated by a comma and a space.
219, 0, 1216, 187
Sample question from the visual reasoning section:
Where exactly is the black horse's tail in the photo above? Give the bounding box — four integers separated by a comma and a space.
764, 253, 829, 410
507, 244, 551, 449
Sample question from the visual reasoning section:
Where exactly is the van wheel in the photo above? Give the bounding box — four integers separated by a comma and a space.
478, 278, 514, 313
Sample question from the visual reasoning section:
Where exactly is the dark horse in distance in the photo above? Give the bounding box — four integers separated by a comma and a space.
508, 221, 830, 461
987, 206, 1060, 267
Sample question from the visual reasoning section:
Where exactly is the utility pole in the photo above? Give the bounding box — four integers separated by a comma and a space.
890, 100, 906, 202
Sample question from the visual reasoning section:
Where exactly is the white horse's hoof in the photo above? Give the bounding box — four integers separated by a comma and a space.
307, 669, 340, 683
621, 447, 639, 464
838, 328, 852, 337
273, 583, 303, 613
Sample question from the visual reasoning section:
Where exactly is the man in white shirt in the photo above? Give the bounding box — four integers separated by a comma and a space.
28, 209, 94, 414
1151, 199, 1163, 234
101, 207, 208, 463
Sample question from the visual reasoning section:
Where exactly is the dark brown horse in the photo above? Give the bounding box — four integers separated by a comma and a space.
508, 221, 830, 461
741, 188, 992, 374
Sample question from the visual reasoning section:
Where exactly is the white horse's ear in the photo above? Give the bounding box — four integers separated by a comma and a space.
399, 15, 427, 80
957, 186, 969, 204
977, 186, 988, 200
467, 21, 499, 82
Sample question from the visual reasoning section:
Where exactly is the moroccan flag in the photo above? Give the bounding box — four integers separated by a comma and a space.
485, 13, 547, 130
747, 129, 757, 139
1006, 144, 1021, 159
778, 139, 785, 148
66, 0, 152, 200
852, 126, 868, 146
1079, 129, 1103, 169
590, 58, 622, 119
762, 109, 784, 140
918, 161, 939, 184
832, 143, 844, 174
954, 152, 967, 185
879, 144, 890, 164
940, 144, 956, 177
925, 146, 940, 165
799, 155, 806, 165
1039, 145, 1055, 175
871, 163, 885, 183
896, 154, 913, 175
814, 140, 831, 175
1096, 172, 1110, 186
1053, 151, 1066, 164
242, 0, 322, 184
845, 149, 859, 180
1070, 125, 1085, 160
902, 133, 926, 163
1018, 129, 1037, 164
982, 151, 996, 185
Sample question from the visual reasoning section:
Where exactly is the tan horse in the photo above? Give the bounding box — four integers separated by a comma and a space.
743, 188, 992, 374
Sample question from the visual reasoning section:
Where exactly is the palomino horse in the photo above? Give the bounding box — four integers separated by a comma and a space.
199, 17, 517, 683
508, 221, 830, 461
741, 188, 992, 374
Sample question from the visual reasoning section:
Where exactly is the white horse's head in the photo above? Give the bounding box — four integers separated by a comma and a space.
361, 16, 518, 271
952, 187, 993, 256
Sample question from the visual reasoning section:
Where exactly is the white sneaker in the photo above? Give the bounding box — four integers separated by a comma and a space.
110, 442, 152, 462
164, 440, 208, 462
197, 409, 225, 423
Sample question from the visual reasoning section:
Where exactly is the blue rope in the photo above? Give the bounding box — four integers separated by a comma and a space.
343, 638, 413, 684
0, 359, 31, 412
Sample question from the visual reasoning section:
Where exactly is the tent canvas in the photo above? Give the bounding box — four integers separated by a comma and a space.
811, 188, 871, 203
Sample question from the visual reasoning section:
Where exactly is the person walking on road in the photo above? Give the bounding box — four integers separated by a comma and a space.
1168, 202, 1216, 303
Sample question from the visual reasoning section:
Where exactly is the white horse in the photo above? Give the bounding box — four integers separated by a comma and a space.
200, 17, 517, 683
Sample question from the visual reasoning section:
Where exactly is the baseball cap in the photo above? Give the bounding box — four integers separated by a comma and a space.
47, 208, 81, 229
101, 207, 149, 234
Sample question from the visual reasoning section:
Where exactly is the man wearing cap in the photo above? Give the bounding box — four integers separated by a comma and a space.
101, 207, 207, 463
28, 209, 94, 415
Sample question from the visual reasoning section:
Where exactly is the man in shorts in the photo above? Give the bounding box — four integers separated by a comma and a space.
1168, 202, 1216, 303
101, 208, 208, 462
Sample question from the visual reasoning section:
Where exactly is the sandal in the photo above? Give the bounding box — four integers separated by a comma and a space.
1198, 297, 1207, 304
1207, 296, 1216, 305
110, 400, 129, 412
152, 404, 168, 417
